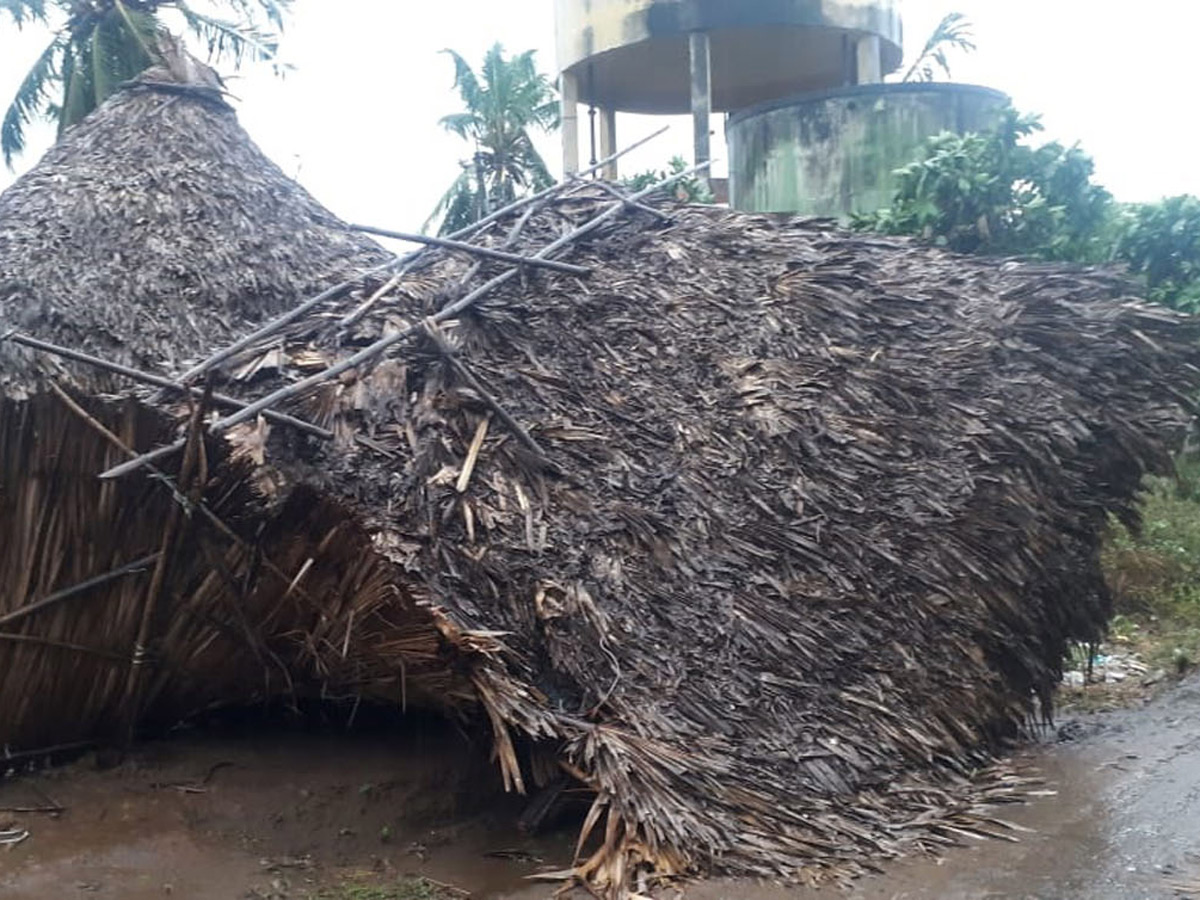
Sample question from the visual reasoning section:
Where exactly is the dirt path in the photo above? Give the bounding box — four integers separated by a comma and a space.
2, 677, 1199, 899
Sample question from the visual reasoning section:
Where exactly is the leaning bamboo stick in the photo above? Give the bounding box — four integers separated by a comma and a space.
346, 226, 592, 275
175, 126, 671, 385
172, 259, 402, 385
100, 160, 710, 481
585, 179, 674, 222
0, 632, 130, 663
47, 382, 321, 616
424, 318, 547, 459
119, 393, 207, 741
2, 332, 333, 440
0, 552, 161, 628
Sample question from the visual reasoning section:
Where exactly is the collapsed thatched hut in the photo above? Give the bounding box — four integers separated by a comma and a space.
3, 73, 1199, 894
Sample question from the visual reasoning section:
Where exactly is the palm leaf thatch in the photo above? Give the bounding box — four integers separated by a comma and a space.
2, 78, 1200, 897
0, 67, 388, 395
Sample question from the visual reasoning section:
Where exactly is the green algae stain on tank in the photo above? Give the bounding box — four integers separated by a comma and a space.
728, 83, 1009, 217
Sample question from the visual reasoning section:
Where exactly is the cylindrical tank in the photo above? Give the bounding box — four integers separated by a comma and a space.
556, 0, 903, 113
727, 82, 1010, 217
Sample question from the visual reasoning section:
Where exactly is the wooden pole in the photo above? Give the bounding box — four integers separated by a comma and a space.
344, 226, 591, 275
176, 127, 671, 386
0, 553, 161, 629
99, 161, 711, 481
3, 331, 332, 440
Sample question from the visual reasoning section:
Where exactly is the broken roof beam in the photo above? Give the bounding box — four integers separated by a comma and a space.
1, 331, 333, 440
99, 159, 710, 481
346, 226, 592, 276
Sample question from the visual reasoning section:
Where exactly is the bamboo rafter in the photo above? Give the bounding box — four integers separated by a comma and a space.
346, 226, 592, 276
176, 126, 671, 386
101, 159, 711, 480
1, 331, 333, 440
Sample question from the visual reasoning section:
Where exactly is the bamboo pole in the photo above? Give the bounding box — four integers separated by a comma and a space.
423, 318, 547, 460
2, 331, 332, 440
47, 380, 322, 685
345, 227, 592, 276
0, 632, 130, 664
119, 392, 207, 743
99, 160, 711, 481
175, 126, 671, 385
0, 553, 161, 628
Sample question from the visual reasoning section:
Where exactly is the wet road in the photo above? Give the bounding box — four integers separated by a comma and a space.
691, 674, 1200, 900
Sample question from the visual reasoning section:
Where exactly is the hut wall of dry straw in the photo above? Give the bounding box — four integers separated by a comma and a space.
0, 76, 482, 752
2, 77, 1200, 895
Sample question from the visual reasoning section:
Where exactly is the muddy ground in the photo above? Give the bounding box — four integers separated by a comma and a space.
2, 677, 1199, 900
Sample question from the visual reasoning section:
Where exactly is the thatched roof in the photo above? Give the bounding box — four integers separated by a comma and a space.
2, 82, 1199, 894
0, 71, 388, 396
198, 199, 1196, 888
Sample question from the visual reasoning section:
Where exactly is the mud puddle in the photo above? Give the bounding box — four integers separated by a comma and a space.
3, 677, 1200, 899
0, 718, 574, 899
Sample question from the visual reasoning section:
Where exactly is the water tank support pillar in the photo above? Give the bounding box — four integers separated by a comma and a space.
689, 30, 712, 175
561, 69, 580, 175
599, 108, 618, 179
856, 35, 882, 84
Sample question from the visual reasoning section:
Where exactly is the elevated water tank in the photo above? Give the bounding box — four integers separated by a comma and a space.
556, 0, 904, 175
556, 0, 903, 113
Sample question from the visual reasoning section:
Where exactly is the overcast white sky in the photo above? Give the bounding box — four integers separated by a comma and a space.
2, 1, 1199, 232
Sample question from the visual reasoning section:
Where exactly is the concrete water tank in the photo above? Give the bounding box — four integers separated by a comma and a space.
728, 82, 1010, 216
556, 0, 903, 113
556, 0, 904, 173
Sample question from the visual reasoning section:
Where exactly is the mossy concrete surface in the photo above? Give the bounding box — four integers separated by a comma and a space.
728, 82, 1009, 217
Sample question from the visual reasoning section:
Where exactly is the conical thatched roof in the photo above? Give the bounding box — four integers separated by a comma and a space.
0, 71, 388, 394
2, 99, 1199, 895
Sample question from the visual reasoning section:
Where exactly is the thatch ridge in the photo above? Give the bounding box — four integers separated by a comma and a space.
0, 78, 388, 396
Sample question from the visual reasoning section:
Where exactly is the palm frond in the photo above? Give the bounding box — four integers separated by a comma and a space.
175, 1, 284, 71
86, 8, 156, 114
533, 97, 560, 131
2, 32, 62, 167
423, 167, 475, 236
902, 12, 976, 83
113, 0, 161, 65
521, 141, 554, 191
58, 38, 92, 135
442, 48, 483, 112
0, 0, 46, 28
438, 111, 479, 141
218, 0, 292, 31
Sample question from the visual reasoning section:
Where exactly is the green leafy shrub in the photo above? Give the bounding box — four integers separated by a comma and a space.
854, 106, 1112, 261
1112, 195, 1200, 313
1102, 460, 1200, 669
621, 155, 713, 204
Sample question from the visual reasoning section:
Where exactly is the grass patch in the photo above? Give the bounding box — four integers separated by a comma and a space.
1101, 460, 1200, 675
312, 876, 447, 900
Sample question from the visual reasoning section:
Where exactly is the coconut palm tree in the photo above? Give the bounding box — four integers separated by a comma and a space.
902, 12, 976, 83
426, 43, 558, 236
2, 0, 290, 167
